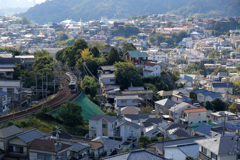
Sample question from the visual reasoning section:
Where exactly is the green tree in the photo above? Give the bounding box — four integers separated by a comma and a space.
177, 30, 188, 41
34, 50, 51, 58
57, 101, 83, 126
121, 42, 136, 53
114, 62, 142, 89
205, 101, 213, 110
91, 46, 100, 57
57, 32, 69, 41
81, 76, 98, 98
108, 48, 120, 65
141, 105, 153, 113
73, 38, 88, 51
166, 21, 173, 27
237, 47, 240, 52
150, 137, 159, 143
221, 49, 227, 56
236, 66, 240, 71
125, 147, 130, 152
211, 99, 226, 111
36, 105, 53, 119
229, 103, 238, 113
138, 136, 150, 148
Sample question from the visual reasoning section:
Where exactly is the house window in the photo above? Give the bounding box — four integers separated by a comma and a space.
201, 147, 207, 154
132, 100, 138, 103
7, 88, 14, 94
121, 100, 127, 104
37, 154, 52, 160
102, 124, 108, 128
8, 146, 13, 152
211, 152, 218, 160
110, 79, 115, 82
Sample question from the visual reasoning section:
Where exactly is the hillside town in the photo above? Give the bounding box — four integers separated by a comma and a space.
0, 13, 240, 160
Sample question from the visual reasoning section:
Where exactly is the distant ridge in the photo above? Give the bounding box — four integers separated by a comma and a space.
18, 0, 240, 24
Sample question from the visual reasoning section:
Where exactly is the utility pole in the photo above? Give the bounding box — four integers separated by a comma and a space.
35, 73, 38, 100
41, 75, 44, 101
12, 94, 15, 121
54, 68, 56, 94
45, 73, 48, 106
19, 77, 22, 111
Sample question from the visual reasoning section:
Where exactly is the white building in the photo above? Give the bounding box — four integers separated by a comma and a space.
180, 108, 208, 125
143, 62, 161, 77
89, 114, 117, 138
169, 102, 197, 123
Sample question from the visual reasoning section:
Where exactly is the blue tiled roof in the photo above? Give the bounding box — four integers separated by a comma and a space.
194, 124, 211, 136
127, 50, 149, 58
216, 122, 240, 131
193, 89, 222, 98
212, 83, 233, 88
0, 91, 7, 96
192, 89, 206, 94
178, 144, 199, 158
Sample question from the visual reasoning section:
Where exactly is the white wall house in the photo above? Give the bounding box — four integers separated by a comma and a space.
196, 136, 238, 160
143, 62, 161, 77
180, 108, 207, 125
0, 91, 8, 112
89, 115, 117, 138
99, 74, 116, 86
118, 121, 141, 142
169, 102, 197, 123
114, 95, 139, 109
208, 82, 233, 94
0, 80, 20, 102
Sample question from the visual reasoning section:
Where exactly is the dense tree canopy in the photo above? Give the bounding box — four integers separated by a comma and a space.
107, 48, 120, 65
81, 76, 98, 98
112, 23, 141, 38
121, 42, 137, 53
205, 99, 226, 112
57, 101, 84, 126
57, 32, 69, 41
183, 62, 206, 76
114, 62, 142, 89
149, 30, 188, 48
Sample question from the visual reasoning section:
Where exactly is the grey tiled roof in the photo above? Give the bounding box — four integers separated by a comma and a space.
145, 118, 163, 124
17, 129, 45, 143
102, 149, 165, 160
0, 125, 24, 138
121, 121, 141, 129
89, 114, 117, 123
124, 113, 153, 121
155, 98, 176, 106
155, 136, 206, 151
92, 137, 122, 151
99, 65, 116, 71
50, 129, 73, 139
195, 136, 239, 155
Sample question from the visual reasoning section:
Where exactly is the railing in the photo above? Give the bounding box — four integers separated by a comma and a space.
199, 151, 211, 160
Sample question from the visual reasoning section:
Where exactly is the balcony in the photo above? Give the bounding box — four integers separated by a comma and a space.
199, 151, 211, 160
90, 126, 96, 130
180, 117, 188, 122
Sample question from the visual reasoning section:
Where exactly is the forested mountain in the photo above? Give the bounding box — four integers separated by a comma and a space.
19, 0, 240, 24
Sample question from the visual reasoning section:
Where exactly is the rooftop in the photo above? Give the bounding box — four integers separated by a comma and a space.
0, 125, 24, 138
29, 139, 71, 152
184, 108, 207, 113
127, 50, 149, 58
102, 149, 164, 160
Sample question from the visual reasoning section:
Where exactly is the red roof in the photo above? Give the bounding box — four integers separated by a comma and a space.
184, 108, 207, 113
